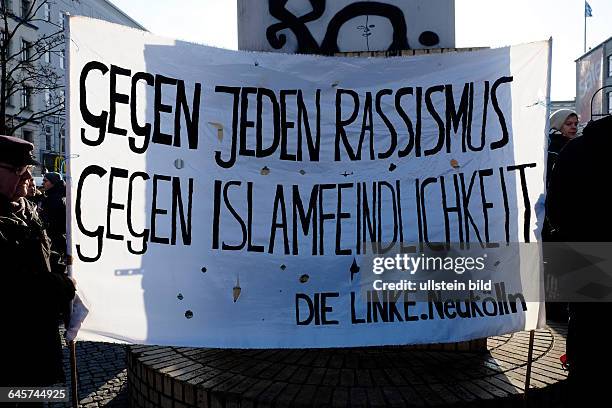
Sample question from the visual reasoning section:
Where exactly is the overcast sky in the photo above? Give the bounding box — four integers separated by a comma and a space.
109, 0, 611, 100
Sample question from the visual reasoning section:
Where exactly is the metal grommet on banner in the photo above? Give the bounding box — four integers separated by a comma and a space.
174, 158, 185, 169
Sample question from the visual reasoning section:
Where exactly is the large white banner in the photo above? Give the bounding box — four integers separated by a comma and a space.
67, 18, 550, 348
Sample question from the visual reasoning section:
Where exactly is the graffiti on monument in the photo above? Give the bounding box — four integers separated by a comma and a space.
239, 0, 454, 54
267, 0, 416, 53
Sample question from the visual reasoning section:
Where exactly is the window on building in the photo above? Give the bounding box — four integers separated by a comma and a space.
60, 89, 65, 108
608, 55, 612, 77
43, 2, 50, 22
1, 0, 12, 13
59, 49, 65, 69
45, 125, 52, 150
23, 129, 33, 143
21, 39, 31, 62
59, 11, 65, 29
1, 30, 9, 55
44, 50, 50, 63
608, 92, 612, 114
6, 79, 14, 106
21, 86, 32, 110
21, 0, 31, 19
59, 128, 65, 154
44, 89, 51, 106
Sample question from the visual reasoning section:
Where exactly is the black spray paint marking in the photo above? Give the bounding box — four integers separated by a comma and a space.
266, 0, 410, 54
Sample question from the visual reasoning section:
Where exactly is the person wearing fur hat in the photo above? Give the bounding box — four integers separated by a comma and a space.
41, 171, 67, 256
0, 135, 75, 387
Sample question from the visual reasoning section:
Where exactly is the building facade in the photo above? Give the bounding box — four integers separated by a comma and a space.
1, 0, 144, 176
575, 36, 612, 124
550, 100, 576, 112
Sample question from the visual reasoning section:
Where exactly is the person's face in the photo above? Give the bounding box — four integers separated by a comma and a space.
42, 177, 54, 191
0, 163, 33, 200
560, 115, 578, 139
26, 178, 37, 196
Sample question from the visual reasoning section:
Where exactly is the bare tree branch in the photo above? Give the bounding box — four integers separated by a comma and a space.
1, 1, 66, 135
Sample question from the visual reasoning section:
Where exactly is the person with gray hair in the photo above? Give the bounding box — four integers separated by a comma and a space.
0, 135, 75, 387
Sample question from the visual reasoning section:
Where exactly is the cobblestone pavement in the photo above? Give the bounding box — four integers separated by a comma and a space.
55, 332, 128, 408
51, 322, 567, 407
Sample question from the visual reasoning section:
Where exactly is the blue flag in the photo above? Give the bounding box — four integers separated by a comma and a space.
585, 1, 593, 17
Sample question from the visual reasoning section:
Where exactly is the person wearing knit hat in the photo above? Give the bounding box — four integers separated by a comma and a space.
547, 109, 578, 188
542, 109, 579, 322
549, 109, 579, 138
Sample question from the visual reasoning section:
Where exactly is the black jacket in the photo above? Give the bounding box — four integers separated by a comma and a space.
545, 131, 572, 188
547, 116, 612, 242
40, 182, 67, 255
0, 196, 75, 386
542, 132, 573, 242
546, 115, 612, 400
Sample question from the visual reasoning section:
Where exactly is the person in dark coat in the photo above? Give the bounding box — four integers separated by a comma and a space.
0, 135, 75, 387
546, 109, 578, 188
40, 171, 67, 256
546, 115, 612, 405
543, 109, 578, 322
